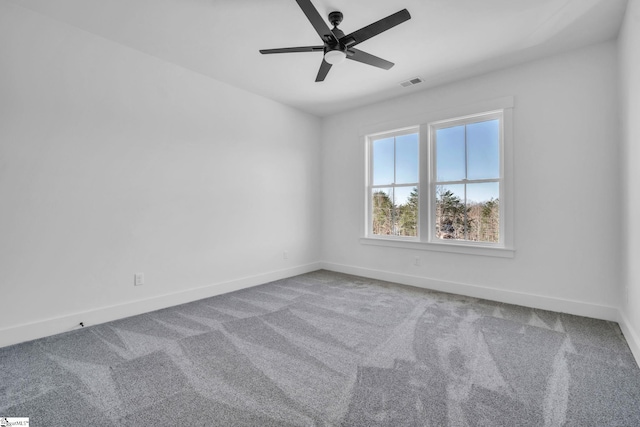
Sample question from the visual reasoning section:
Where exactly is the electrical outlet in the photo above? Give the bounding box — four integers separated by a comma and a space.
134, 273, 144, 286
414, 256, 421, 266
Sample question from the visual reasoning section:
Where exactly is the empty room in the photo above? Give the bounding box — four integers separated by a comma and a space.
1, 0, 640, 425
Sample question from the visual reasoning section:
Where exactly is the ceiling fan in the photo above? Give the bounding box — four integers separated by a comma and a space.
259, 0, 411, 82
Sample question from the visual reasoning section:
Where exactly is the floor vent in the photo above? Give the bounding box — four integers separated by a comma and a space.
400, 77, 424, 87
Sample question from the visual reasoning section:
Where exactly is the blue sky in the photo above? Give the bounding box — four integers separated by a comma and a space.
372, 119, 499, 205
436, 119, 500, 203
372, 133, 418, 206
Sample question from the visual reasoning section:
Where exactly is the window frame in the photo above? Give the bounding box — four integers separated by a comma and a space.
366, 126, 420, 240
428, 110, 505, 247
361, 96, 514, 258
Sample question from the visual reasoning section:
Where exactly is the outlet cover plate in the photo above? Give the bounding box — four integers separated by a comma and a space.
134, 273, 144, 286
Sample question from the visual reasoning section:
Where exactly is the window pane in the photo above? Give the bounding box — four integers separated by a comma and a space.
372, 188, 394, 236
395, 186, 418, 237
395, 133, 418, 184
372, 137, 394, 185
435, 184, 466, 240
466, 181, 499, 204
436, 126, 465, 181
466, 182, 500, 243
467, 119, 500, 180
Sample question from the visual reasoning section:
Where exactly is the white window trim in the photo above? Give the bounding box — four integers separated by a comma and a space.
361, 96, 515, 258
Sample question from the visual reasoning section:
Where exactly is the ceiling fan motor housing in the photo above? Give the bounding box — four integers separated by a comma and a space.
325, 13, 347, 58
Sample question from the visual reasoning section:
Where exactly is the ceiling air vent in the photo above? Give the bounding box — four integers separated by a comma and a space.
400, 77, 423, 87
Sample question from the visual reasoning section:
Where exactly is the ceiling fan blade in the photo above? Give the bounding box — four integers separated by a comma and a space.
347, 48, 394, 70
260, 46, 324, 54
295, 0, 338, 44
315, 59, 332, 82
340, 9, 411, 47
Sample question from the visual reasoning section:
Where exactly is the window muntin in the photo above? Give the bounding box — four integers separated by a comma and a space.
368, 129, 419, 238
430, 112, 503, 245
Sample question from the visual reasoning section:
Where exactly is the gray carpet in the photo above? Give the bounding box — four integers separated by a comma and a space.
1, 270, 639, 426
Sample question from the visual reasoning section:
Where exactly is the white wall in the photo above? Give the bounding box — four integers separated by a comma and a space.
619, 0, 640, 359
321, 41, 622, 319
0, 2, 321, 346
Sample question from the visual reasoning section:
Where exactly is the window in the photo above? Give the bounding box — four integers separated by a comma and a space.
363, 98, 513, 257
431, 112, 503, 245
368, 128, 419, 238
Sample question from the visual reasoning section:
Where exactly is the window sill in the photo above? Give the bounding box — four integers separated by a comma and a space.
360, 237, 515, 258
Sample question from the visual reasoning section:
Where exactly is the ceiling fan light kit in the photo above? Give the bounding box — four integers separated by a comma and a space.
324, 49, 347, 65
259, 0, 411, 82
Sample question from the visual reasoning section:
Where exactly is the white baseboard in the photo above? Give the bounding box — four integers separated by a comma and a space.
617, 310, 640, 367
0, 262, 322, 349
320, 262, 620, 321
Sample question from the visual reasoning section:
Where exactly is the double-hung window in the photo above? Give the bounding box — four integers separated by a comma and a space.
368, 128, 419, 238
364, 98, 513, 257
430, 112, 503, 245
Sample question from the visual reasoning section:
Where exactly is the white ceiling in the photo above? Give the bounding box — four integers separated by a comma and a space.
9, 0, 629, 116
